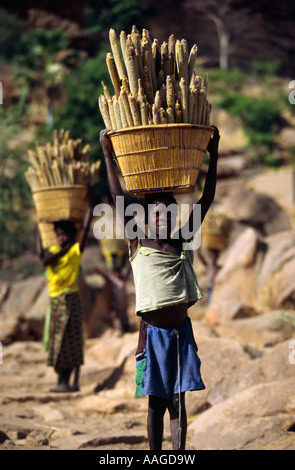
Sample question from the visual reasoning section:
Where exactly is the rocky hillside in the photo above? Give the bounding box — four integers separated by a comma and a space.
1, 161, 295, 450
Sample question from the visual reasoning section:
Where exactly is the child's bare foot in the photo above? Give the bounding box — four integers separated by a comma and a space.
50, 383, 71, 392
71, 384, 80, 392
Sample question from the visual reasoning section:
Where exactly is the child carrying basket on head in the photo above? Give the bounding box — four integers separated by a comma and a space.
100, 126, 220, 450
37, 192, 94, 392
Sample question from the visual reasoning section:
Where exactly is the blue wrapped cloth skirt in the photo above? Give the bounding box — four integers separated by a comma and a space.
135, 317, 205, 398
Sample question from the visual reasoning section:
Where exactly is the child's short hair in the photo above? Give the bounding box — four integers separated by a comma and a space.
54, 220, 77, 239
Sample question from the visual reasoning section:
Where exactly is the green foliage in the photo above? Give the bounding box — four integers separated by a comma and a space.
84, 0, 146, 35
207, 67, 248, 94
53, 48, 108, 155
16, 28, 68, 71
0, 8, 24, 61
0, 107, 35, 261
249, 60, 282, 78
51, 48, 111, 199
218, 92, 281, 136
217, 90, 281, 165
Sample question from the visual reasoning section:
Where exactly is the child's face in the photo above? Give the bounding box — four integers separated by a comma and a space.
56, 229, 70, 248
147, 200, 177, 239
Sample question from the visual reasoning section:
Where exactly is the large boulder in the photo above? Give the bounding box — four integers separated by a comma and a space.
189, 377, 295, 450
255, 229, 295, 310
204, 227, 295, 324
223, 188, 292, 235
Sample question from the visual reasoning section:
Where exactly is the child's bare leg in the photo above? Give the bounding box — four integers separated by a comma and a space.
71, 365, 80, 391
168, 393, 187, 450
147, 395, 167, 450
51, 367, 71, 392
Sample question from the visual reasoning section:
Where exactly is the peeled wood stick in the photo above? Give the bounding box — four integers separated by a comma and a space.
152, 104, 160, 124
131, 25, 144, 78
140, 101, 148, 126
201, 99, 207, 124
142, 28, 152, 48
179, 78, 188, 123
159, 85, 166, 109
159, 107, 167, 124
175, 100, 182, 123
197, 89, 206, 124
181, 39, 189, 62
190, 70, 196, 88
188, 86, 197, 124
113, 96, 123, 129
137, 78, 147, 104
98, 95, 112, 129
121, 76, 130, 95
53, 129, 59, 155
160, 42, 170, 79
154, 90, 162, 111
109, 28, 126, 80
120, 30, 127, 66
192, 89, 199, 124
128, 93, 141, 126
176, 40, 188, 84
143, 66, 154, 105
51, 161, 63, 186
108, 98, 117, 129
142, 38, 155, 90
67, 140, 74, 159
167, 106, 175, 123
168, 34, 176, 76
28, 149, 39, 169
125, 35, 139, 97
152, 39, 161, 77
166, 75, 175, 110
106, 53, 121, 98
118, 96, 128, 127
188, 44, 198, 85
120, 87, 134, 127
101, 80, 112, 100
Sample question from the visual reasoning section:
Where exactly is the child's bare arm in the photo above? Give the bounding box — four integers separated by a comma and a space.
198, 126, 220, 221
100, 129, 141, 250
180, 126, 220, 240
79, 187, 95, 253
100, 129, 124, 201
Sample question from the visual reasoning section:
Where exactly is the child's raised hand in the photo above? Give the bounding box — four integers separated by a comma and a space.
100, 129, 112, 156
207, 126, 220, 156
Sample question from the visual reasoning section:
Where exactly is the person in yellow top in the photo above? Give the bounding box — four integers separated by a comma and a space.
37, 195, 94, 392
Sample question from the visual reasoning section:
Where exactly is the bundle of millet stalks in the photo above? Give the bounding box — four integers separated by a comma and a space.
98, 26, 211, 130
25, 129, 101, 191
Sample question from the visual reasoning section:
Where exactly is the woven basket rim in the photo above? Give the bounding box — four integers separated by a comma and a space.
32, 184, 88, 195
107, 123, 214, 137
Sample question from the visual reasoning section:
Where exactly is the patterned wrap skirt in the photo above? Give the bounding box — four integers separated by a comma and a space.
47, 291, 84, 371
135, 317, 205, 399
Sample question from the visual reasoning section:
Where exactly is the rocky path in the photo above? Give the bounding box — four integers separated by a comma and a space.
1, 318, 295, 452
0, 331, 200, 451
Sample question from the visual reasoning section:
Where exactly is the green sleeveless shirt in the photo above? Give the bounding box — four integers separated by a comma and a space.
129, 240, 203, 315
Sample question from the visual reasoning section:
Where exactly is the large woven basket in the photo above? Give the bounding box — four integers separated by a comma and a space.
33, 185, 89, 249
107, 124, 214, 196
33, 185, 89, 223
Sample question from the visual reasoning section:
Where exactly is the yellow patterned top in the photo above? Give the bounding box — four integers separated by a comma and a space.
46, 242, 82, 298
